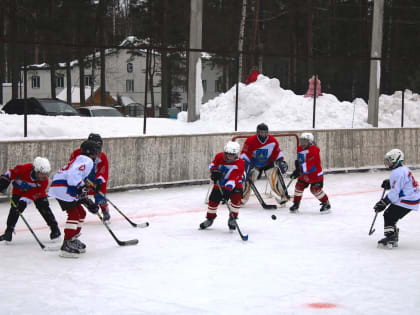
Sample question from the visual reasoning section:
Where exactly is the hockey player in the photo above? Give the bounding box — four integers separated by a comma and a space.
241, 123, 288, 205
0, 157, 61, 242
289, 132, 331, 214
70, 133, 111, 222
200, 141, 245, 230
49, 140, 100, 258
374, 149, 420, 248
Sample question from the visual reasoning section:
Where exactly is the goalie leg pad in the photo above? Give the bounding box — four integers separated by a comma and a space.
242, 170, 258, 204
265, 168, 287, 201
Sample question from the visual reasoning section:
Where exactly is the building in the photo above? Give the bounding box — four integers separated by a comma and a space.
1, 37, 224, 115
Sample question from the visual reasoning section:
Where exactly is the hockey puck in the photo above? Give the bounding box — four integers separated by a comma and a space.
271, 214, 277, 220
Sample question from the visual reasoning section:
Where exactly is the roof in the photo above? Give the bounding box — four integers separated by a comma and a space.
56, 87, 92, 103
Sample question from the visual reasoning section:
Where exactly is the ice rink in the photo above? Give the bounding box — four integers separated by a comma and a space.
1, 170, 420, 315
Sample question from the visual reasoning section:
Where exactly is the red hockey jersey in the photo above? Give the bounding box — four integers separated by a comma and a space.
240, 134, 284, 168
5, 163, 48, 201
209, 152, 245, 191
70, 148, 109, 194
296, 144, 324, 183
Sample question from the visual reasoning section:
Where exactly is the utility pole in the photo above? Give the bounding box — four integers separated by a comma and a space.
367, 0, 384, 127
187, 0, 203, 122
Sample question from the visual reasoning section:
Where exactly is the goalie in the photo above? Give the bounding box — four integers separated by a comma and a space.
241, 123, 289, 205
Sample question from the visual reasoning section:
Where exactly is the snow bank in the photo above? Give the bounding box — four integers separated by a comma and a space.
1, 75, 419, 140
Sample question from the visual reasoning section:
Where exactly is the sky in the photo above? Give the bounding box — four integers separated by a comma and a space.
1, 74, 419, 140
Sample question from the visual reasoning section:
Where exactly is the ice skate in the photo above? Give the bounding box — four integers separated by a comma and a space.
59, 239, 82, 258
289, 202, 300, 214
228, 216, 236, 231
378, 228, 399, 249
0, 228, 13, 243
49, 225, 61, 242
199, 218, 214, 230
102, 209, 111, 224
73, 234, 87, 253
320, 200, 331, 214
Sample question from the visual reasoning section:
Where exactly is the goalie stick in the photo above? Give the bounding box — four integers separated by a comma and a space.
97, 213, 139, 246
275, 167, 291, 202
216, 182, 248, 241
248, 178, 277, 210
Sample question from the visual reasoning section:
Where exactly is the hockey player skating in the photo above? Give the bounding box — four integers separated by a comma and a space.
0, 157, 61, 243
48, 140, 100, 258
241, 123, 289, 205
374, 149, 420, 249
200, 141, 245, 230
70, 133, 111, 223
289, 132, 331, 214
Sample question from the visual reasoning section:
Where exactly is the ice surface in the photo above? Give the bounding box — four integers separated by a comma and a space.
1, 170, 420, 314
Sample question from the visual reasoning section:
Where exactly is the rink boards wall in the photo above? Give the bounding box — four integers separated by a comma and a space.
0, 128, 419, 191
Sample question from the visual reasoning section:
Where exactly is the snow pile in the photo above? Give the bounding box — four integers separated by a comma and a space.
1, 74, 420, 140
199, 74, 419, 130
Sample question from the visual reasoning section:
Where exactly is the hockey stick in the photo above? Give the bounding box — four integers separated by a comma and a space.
7, 195, 58, 251
101, 193, 149, 228
368, 189, 386, 236
248, 178, 277, 209
216, 182, 248, 241
97, 212, 139, 246
204, 181, 212, 204
86, 179, 149, 228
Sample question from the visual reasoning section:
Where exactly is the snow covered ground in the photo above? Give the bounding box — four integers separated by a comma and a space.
1, 75, 420, 140
1, 170, 420, 315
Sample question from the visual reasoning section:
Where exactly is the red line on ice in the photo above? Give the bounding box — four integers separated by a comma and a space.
13, 187, 382, 233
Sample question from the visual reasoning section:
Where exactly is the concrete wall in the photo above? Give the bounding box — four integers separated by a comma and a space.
0, 128, 419, 191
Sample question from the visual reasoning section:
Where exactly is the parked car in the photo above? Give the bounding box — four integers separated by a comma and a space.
3, 98, 80, 116
78, 106, 124, 117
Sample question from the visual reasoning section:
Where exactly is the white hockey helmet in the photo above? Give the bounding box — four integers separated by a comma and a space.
33, 157, 51, 174
384, 149, 404, 168
300, 132, 314, 144
224, 141, 240, 156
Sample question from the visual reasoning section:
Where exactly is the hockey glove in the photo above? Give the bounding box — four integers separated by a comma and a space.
0, 175, 10, 193
92, 180, 102, 193
381, 179, 391, 190
222, 188, 232, 201
210, 169, 223, 182
275, 160, 288, 174
374, 198, 390, 213
81, 197, 99, 214
94, 193, 107, 205
290, 169, 301, 179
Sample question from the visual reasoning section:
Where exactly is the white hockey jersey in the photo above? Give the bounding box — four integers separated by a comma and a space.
386, 165, 420, 211
48, 155, 94, 202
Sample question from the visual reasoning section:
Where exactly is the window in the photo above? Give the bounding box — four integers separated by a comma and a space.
126, 79, 134, 92
84, 75, 93, 86
56, 76, 64, 88
127, 63, 133, 73
202, 80, 207, 93
31, 76, 40, 89
215, 79, 223, 92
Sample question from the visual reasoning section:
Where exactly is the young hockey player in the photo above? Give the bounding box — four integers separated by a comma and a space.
0, 157, 61, 242
200, 141, 245, 230
374, 149, 420, 248
49, 140, 99, 258
289, 132, 331, 214
241, 123, 288, 205
70, 133, 111, 222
